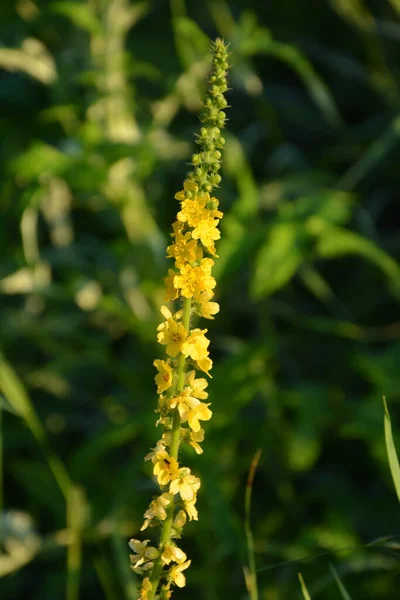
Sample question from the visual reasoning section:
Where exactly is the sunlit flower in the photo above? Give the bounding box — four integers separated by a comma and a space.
153, 359, 173, 394
191, 218, 220, 249
181, 329, 210, 361
169, 467, 201, 501
161, 543, 187, 565
157, 317, 187, 357
141, 493, 173, 530
194, 290, 220, 319
169, 560, 191, 588
173, 264, 216, 299
139, 578, 153, 600
129, 539, 159, 574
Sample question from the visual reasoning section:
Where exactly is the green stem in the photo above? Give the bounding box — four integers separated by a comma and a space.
148, 298, 191, 599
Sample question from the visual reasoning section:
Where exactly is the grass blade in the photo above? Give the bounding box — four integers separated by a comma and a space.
244, 449, 262, 600
298, 572, 312, 600
330, 564, 353, 600
383, 396, 400, 503
66, 486, 86, 600
0, 353, 71, 498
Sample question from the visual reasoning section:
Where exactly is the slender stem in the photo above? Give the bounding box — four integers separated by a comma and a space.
148, 298, 191, 599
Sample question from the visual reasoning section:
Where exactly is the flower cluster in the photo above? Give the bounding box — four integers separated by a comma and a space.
131, 38, 229, 600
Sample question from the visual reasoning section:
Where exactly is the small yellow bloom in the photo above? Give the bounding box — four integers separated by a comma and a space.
153, 453, 180, 486
157, 317, 187, 357
192, 218, 220, 249
184, 499, 199, 521
129, 539, 159, 574
173, 509, 187, 529
181, 401, 212, 432
194, 290, 220, 320
196, 355, 213, 376
181, 328, 210, 361
189, 428, 205, 454
174, 179, 198, 201
153, 359, 173, 394
166, 231, 202, 269
161, 543, 187, 565
164, 268, 179, 302
169, 467, 201, 501
169, 560, 191, 588
185, 370, 208, 399
173, 264, 216, 299
144, 440, 167, 464
141, 493, 173, 530
139, 578, 153, 600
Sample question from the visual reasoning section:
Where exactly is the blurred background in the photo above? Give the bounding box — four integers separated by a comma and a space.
1, 0, 400, 598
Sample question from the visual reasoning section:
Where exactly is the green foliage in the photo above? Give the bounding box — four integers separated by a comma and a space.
1, 1, 400, 599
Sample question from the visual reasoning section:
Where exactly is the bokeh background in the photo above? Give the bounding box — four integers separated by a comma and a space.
1, 0, 400, 599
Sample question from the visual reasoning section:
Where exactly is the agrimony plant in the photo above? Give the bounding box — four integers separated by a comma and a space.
128, 38, 230, 600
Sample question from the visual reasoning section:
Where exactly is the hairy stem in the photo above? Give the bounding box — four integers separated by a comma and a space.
148, 298, 192, 598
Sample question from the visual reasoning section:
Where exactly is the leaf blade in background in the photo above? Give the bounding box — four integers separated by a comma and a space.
330, 564, 353, 600
383, 397, 400, 503
298, 573, 312, 600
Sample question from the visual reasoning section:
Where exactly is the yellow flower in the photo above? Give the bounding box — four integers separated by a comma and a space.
185, 370, 208, 399
161, 543, 187, 565
169, 560, 191, 588
189, 428, 205, 454
153, 453, 180, 486
141, 493, 173, 530
174, 179, 198, 201
139, 578, 153, 600
153, 359, 173, 394
129, 539, 159, 574
184, 499, 198, 521
181, 328, 210, 361
196, 355, 213, 376
173, 264, 216, 299
173, 509, 187, 529
192, 218, 220, 249
169, 467, 201, 501
157, 315, 187, 357
164, 268, 179, 302
177, 197, 208, 228
166, 231, 202, 269
181, 400, 212, 432
194, 290, 220, 320
144, 440, 167, 464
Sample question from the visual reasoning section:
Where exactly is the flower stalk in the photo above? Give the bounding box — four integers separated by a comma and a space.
130, 38, 230, 600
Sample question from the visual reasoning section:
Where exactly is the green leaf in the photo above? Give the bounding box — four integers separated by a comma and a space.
315, 227, 400, 297
251, 223, 307, 298
298, 573, 312, 600
172, 17, 210, 69
383, 397, 400, 503
267, 41, 341, 127
51, 2, 102, 35
329, 564, 353, 600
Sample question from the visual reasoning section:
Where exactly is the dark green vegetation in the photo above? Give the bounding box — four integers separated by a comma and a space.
1, 1, 400, 599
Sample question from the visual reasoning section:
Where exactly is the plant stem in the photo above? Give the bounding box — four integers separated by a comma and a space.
148, 298, 191, 598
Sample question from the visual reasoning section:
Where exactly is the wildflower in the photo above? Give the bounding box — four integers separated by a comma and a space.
169, 467, 201, 501
184, 499, 199, 521
157, 317, 187, 357
141, 493, 173, 530
181, 400, 212, 432
153, 453, 180, 486
132, 38, 230, 598
161, 543, 187, 565
174, 179, 198, 202
185, 370, 208, 399
164, 269, 179, 302
139, 578, 153, 600
166, 232, 202, 269
129, 539, 159, 574
173, 510, 187, 529
192, 218, 220, 250
173, 264, 216, 299
193, 290, 219, 320
169, 560, 191, 588
154, 360, 173, 394
188, 428, 205, 454
181, 329, 210, 361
